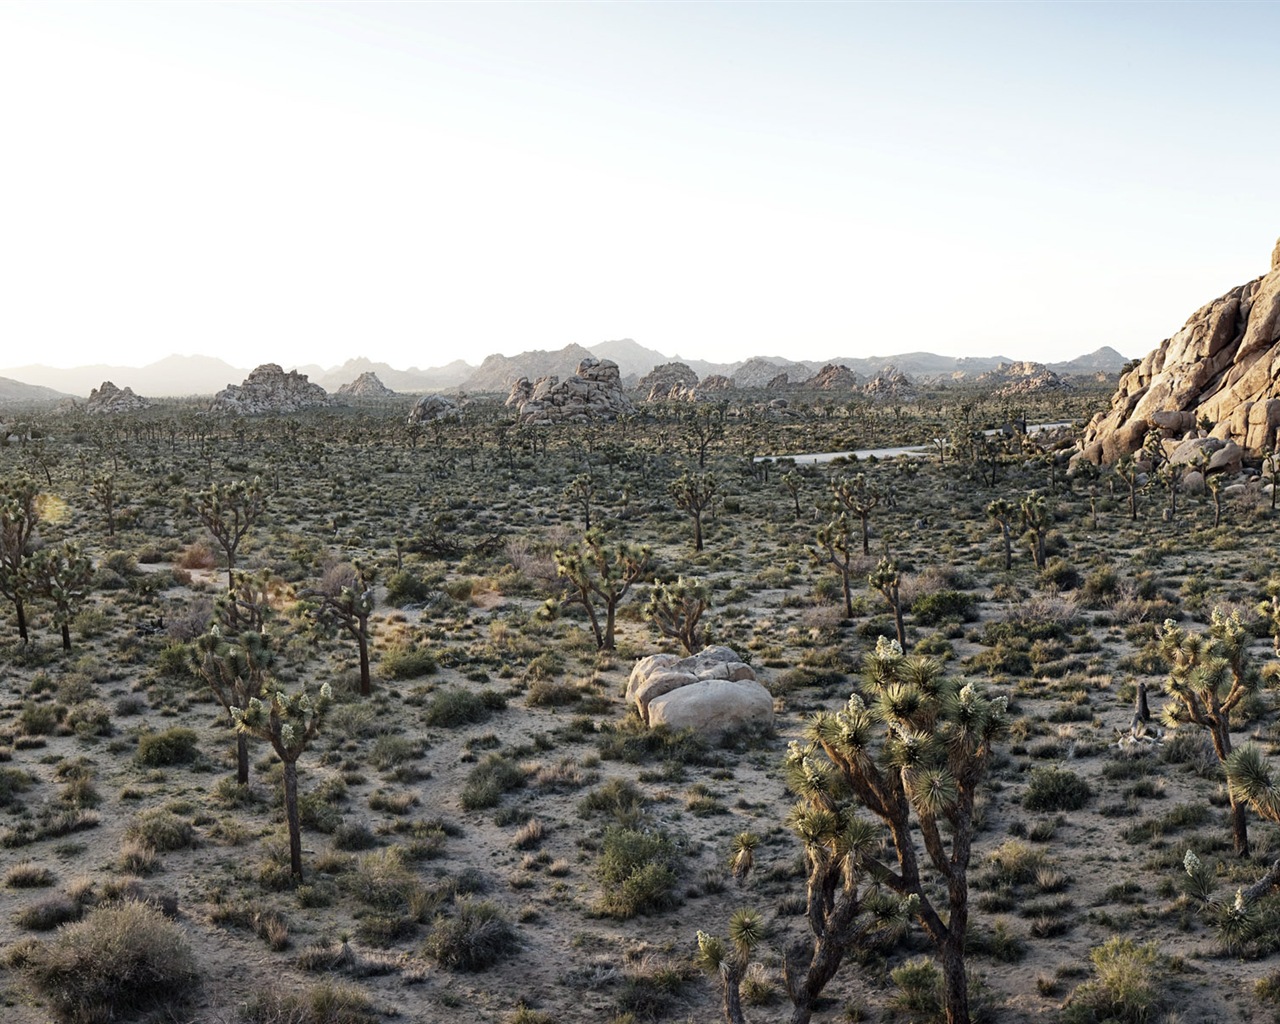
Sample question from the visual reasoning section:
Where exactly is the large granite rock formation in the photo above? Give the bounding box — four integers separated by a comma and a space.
210, 364, 329, 414
638, 362, 699, 400
626, 646, 773, 734
505, 358, 634, 424
1080, 238, 1280, 462
803, 364, 864, 390
407, 394, 461, 424
86, 381, 151, 414
862, 365, 918, 401
336, 372, 395, 398
977, 361, 1069, 398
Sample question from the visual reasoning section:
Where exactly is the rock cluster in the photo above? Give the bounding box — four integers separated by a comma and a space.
336, 372, 395, 398
505, 358, 634, 424
766, 372, 789, 388
862, 365, 918, 401
85, 381, 151, 414
406, 394, 461, 424
637, 362, 698, 400
803, 364, 864, 390
1080, 237, 1280, 462
209, 364, 329, 415
626, 646, 773, 734
977, 361, 1069, 398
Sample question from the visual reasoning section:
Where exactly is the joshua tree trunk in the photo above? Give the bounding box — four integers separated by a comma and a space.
15, 598, 28, 644
60, 622, 71, 651
237, 733, 249, 786
283, 758, 304, 882
356, 629, 370, 697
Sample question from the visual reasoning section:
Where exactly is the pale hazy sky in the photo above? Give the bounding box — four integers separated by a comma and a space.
2, 2, 1278, 371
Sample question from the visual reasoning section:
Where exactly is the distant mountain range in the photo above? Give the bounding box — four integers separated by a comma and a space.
0, 343, 1131, 402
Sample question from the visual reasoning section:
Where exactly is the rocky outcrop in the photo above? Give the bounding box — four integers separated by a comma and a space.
336, 372, 395, 398
862, 365, 918, 401
698, 374, 734, 392
638, 362, 699, 400
505, 358, 634, 424
732, 357, 787, 388
1080, 238, 1280, 462
766, 372, 789, 388
463, 344, 597, 393
802, 364, 863, 390
626, 646, 773, 734
209, 364, 329, 415
407, 394, 461, 424
977, 361, 1069, 398
85, 381, 151, 414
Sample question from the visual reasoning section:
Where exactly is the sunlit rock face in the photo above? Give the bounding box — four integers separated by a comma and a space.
336, 372, 395, 398
1080, 237, 1280, 463
210, 364, 330, 414
86, 381, 151, 414
505, 358, 634, 424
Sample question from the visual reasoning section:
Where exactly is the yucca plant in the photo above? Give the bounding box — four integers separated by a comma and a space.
790, 636, 1007, 1024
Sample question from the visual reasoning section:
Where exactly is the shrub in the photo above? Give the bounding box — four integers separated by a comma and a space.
5, 861, 55, 888
1063, 937, 1163, 1024
888, 958, 942, 1019
379, 644, 438, 680
135, 727, 199, 767
237, 980, 380, 1024
177, 542, 217, 570
14, 895, 83, 931
384, 570, 434, 607
423, 688, 506, 728
460, 755, 525, 810
596, 826, 681, 919
1023, 766, 1092, 812
21, 900, 199, 1023
422, 898, 518, 972
125, 808, 194, 852
1039, 557, 1082, 592
910, 589, 978, 625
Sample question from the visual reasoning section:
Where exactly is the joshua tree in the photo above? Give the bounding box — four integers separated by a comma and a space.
189, 570, 280, 785
1207, 471, 1225, 528
869, 556, 906, 648
795, 638, 1006, 1024
812, 514, 858, 619
181, 477, 269, 587
985, 498, 1015, 571
0, 475, 40, 643
564, 473, 596, 532
695, 908, 765, 1024
29, 542, 93, 651
549, 530, 651, 650
89, 473, 117, 538
682, 404, 725, 468
1264, 446, 1280, 512
783, 470, 803, 520
670, 470, 717, 552
643, 575, 711, 654
1020, 492, 1050, 570
1115, 455, 1142, 521
832, 473, 881, 555
232, 678, 332, 883
1158, 610, 1262, 856
304, 561, 377, 697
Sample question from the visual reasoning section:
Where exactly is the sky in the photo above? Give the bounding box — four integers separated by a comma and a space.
2, 1, 1279, 372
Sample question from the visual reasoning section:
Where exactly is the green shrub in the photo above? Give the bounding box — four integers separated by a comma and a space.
21, 900, 198, 1023
0, 767, 35, 808
596, 826, 681, 919
125, 808, 194, 852
237, 980, 380, 1024
380, 644, 438, 680
14, 895, 83, 931
384, 570, 434, 608
1023, 766, 1092, 812
423, 688, 506, 728
910, 589, 977, 625
20, 701, 62, 736
888, 957, 942, 1019
1062, 937, 1163, 1024
460, 755, 525, 810
135, 727, 199, 767
1039, 557, 1081, 591
578, 779, 648, 824
422, 898, 518, 971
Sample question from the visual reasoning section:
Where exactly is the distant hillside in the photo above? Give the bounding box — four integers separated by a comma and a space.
303, 357, 468, 393
461, 344, 597, 392
1047, 346, 1129, 375
0, 376, 70, 405
0, 356, 250, 397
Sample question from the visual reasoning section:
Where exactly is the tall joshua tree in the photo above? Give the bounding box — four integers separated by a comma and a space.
1158, 610, 1262, 856
549, 530, 651, 650
986, 498, 1015, 571
797, 638, 1007, 1024
1020, 492, 1050, 570
304, 561, 377, 697
0, 475, 40, 643
29, 542, 93, 651
812, 514, 858, 619
832, 473, 881, 556
670, 471, 717, 552
644, 575, 711, 654
182, 478, 268, 588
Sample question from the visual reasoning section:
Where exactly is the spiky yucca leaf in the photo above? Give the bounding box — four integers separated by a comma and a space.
728, 907, 765, 952
903, 765, 958, 816
1226, 745, 1280, 822
730, 832, 759, 881
695, 931, 728, 975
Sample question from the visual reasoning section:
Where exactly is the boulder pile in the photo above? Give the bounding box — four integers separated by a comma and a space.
407, 394, 461, 424
505, 358, 634, 424
210, 364, 329, 415
336, 372, 395, 398
85, 381, 151, 414
626, 646, 773, 734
